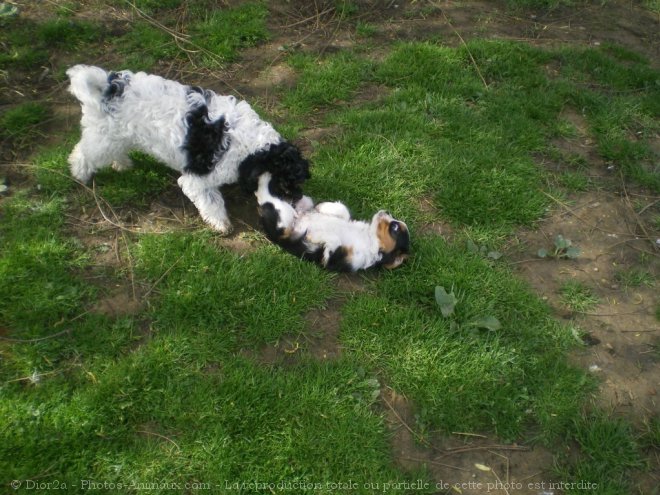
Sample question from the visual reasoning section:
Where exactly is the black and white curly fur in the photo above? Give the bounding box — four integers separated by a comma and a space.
67, 65, 310, 233
255, 173, 410, 272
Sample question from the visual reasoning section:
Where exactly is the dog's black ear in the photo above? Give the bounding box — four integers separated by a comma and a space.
238, 142, 310, 199
182, 108, 229, 175
103, 72, 127, 101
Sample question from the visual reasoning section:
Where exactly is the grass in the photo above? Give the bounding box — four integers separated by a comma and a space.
615, 268, 655, 289
0, 102, 49, 152
1, 2, 659, 494
341, 236, 589, 441
191, 2, 269, 66
555, 414, 645, 494
0, 16, 103, 69
115, 2, 269, 70
559, 281, 600, 312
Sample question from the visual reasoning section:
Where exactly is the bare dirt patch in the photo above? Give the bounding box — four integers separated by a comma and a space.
509, 189, 659, 425
383, 388, 557, 495
242, 273, 368, 365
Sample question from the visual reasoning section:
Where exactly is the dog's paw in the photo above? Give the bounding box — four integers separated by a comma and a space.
207, 218, 233, 235
111, 160, 133, 172
295, 195, 314, 213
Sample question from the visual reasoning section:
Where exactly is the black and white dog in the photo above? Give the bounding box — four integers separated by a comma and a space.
255, 172, 410, 272
67, 65, 309, 233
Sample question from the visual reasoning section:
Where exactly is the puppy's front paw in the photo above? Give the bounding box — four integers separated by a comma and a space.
207, 218, 233, 235
112, 160, 133, 172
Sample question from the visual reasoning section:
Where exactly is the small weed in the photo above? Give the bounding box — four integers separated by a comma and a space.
615, 268, 655, 289
555, 413, 644, 493
558, 171, 591, 192
640, 416, 660, 450
435, 285, 502, 331
335, 0, 359, 19
538, 234, 581, 259
559, 281, 599, 312
355, 21, 377, 37
643, 0, 660, 14
466, 239, 503, 261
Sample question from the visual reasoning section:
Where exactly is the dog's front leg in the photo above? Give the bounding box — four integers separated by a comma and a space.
177, 174, 231, 234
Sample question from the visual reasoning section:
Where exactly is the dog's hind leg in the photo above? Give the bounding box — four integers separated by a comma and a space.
177, 174, 231, 234
314, 201, 351, 220
69, 129, 130, 184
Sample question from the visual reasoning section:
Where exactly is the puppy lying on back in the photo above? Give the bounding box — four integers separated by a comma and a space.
255, 172, 410, 272
66, 65, 309, 233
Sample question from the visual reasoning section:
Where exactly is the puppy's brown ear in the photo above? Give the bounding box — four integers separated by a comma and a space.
376, 218, 397, 253
382, 254, 409, 270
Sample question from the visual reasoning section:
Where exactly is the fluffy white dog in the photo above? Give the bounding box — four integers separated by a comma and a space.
255, 172, 410, 272
67, 65, 309, 233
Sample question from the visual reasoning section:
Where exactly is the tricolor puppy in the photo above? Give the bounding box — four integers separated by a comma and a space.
66, 65, 309, 233
255, 172, 410, 272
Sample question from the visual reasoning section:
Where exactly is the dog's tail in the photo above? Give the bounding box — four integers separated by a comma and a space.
239, 142, 310, 201
66, 65, 110, 112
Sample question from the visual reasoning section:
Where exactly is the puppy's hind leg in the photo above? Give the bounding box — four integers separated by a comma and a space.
178, 174, 231, 234
69, 129, 129, 184
314, 201, 351, 220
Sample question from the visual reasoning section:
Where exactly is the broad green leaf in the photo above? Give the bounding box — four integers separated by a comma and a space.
487, 251, 502, 260
472, 316, 502, 331
554, 234, 572, 250
435, 286, 457, 317
565, 246, 581, 259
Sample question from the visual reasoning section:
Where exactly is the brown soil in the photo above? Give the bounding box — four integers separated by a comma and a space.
241, 273, 367, 365
509, 188, 659, 423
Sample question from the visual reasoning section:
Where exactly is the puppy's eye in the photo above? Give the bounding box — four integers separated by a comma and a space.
389, 221, 400, 235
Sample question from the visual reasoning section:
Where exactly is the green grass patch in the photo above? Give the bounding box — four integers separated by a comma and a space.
134, 232, 333, 349
131, 0, 184, 14
0, 17, 103, 69
293, 42, 552, 228
615, 268, 655, 289
190, 2, 269, 66
0, 193, 92, 336
555, 414, 645, 494
116, 22, 179, 72
341, 236, 589, 441
283, 52, 373, 115
1, 351, 419, 492
559, 281, 600, 312
114, 2, 269, 71
32, 135, 79, 193
1, 221, 421, 491
31, 143, 175, 207
93, 153, 176, 207
0, 102, 50, 150
286, 40, 658, 234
